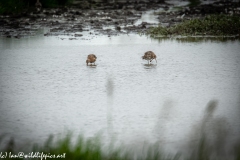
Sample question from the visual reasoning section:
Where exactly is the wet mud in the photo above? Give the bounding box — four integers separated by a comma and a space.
0, 0, 239, 39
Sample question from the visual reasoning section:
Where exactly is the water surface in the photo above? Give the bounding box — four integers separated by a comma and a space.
0, 35, 240, 154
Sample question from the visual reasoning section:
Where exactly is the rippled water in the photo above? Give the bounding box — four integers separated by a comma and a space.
0, 35, 240, 153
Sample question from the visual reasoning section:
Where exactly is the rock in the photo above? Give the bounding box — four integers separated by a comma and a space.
75, 11, 82, 15
14, 35, 20, 39
135, 5, 141, 10
141, 22, 147, 28
4, 31, 10, 35
74, 34, 83, 37
115, 26, 121, 31
0, 20, 7, 25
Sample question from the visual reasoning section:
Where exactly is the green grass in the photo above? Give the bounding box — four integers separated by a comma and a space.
146, 14, 240, 37
0, 132, 180, 160
1, 133, 239, 160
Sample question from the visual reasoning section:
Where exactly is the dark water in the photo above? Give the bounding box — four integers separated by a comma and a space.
0, 35, 240, 155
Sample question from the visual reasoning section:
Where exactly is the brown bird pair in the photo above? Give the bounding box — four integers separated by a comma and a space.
86, 51, 157, 66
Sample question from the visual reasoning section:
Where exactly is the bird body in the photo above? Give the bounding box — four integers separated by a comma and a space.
142, 51, 157, 64
86, 54, 97, 66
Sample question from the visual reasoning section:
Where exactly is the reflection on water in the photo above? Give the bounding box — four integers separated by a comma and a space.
143, 63, 157, 69
87, 64, 98, 68
0, 34, 240, 157
153, 36, 240, 43
134, 9, 160, 26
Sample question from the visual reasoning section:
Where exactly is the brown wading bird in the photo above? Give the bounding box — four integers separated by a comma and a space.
142, 51, 157, 64
86, 54, 97, 66
35, 0, 42, 12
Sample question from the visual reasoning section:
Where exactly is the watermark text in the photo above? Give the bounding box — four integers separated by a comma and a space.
0, 152, 66, 160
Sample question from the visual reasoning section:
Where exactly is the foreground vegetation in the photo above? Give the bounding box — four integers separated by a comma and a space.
0, 101, 240, 160
0, 133, 176, 160
146, 14, 240, 37
0, 132, 240, 160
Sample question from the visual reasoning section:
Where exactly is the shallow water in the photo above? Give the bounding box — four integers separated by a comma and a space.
0, 35, 240, 154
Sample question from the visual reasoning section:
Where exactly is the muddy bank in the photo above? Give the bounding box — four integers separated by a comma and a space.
0, 0, 239, 39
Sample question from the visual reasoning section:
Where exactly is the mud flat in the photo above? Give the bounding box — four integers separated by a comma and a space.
0, 0, 239, 39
